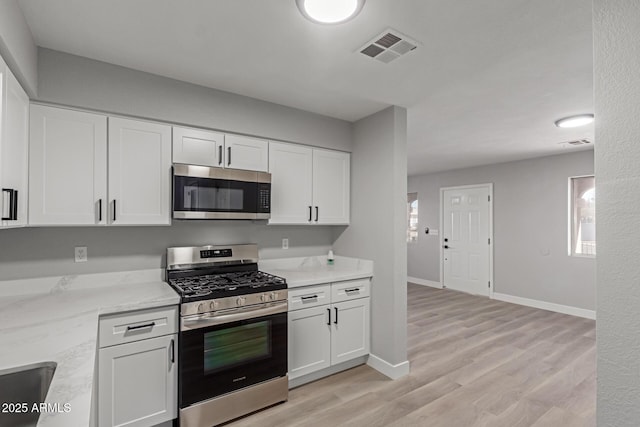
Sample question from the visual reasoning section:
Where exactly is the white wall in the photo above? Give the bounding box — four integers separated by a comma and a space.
0, 0, 37, 96
37, 49, 352, 152
594, 1, 640, 425
333, 106, 408, 371
408, 150, 595, 311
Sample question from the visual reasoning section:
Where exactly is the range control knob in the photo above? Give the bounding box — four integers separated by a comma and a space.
236, 297, 245, 306
270, 292, 277, 301
209, 300, 217, 311
260, 294, 267, 302
197, 303, 204, 313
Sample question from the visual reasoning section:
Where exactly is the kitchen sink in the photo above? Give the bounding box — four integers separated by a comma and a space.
0, 362, 57, 427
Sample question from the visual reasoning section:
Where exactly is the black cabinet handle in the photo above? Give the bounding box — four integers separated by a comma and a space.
2, 188, 17, 221
334, 307, 338, 324
301, 295, 318, 301
126, 322, 155, 331
98, 199, 102, 222
227, 147, 231, 166
218, 145, 223, 166
315, 206, 319, 222
443, 245, 449, 249
113, 200, 117, 222
326, 308, 331, 325
308, 206, 312, 222
444, 238, 449, 242
170, 338, 175, 364
345, 288, 360, 293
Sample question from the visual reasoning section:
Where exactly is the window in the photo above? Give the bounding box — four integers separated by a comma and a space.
570, 176, 596, 256
407, 192, 418, 243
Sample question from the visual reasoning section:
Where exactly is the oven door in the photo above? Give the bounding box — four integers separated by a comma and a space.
179, 305, 287, 408
173, 164, 270, 220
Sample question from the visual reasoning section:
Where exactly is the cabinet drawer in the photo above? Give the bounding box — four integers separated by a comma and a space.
331, 279, 370, 303
288, 285, 331, 311
99, 306, 178, 348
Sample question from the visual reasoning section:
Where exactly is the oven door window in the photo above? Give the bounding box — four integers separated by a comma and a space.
204, 321, 270, 374
174, 176, 257, 212
180, 312, 287, 407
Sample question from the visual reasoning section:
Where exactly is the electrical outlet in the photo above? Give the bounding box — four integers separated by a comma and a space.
75, 246, 88, 263
282, 238, 289, 250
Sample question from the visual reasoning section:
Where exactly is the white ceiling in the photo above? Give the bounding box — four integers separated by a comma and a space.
17, 0, 594, 175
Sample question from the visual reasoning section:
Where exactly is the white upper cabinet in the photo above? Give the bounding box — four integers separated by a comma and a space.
29, 105, 108, 225
109, 117, 172, 225
268, 142, 313, 224
0, 61, 29, 228
172, 126, 224, 167
224, 134, 268, 172
30, 106, 171, 226
172, 127, 268, 172
312, 149, 350, 225
269, 142, 350, 225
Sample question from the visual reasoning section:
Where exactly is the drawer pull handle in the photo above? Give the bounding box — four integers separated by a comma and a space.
170, 338, 175, 364
301, 295, 318, 301
345, 288, 360, 293
334, 307, 338, 324
126, 322, 155, 331
327, 308, 331, 325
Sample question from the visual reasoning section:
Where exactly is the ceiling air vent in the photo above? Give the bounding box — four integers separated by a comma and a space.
358, 29, 419, 63
561, 139, 592, 146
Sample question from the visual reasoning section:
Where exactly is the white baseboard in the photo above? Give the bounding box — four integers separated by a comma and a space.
492, 292, 596, 320
408, 277, 442, 289
367, 354, 410, 380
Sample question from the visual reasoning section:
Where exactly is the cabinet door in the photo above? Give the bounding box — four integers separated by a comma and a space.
288, 305, 331, 379
1, 67, 29, 227
268, 142, 313, 224
312, 149, 350, 225
331, 298, 370, 365
172, 126, 224, 167
29, 105, 108, 225
225, 134, 268, 172
108, 117, 171, 225
98, 334, 177, 427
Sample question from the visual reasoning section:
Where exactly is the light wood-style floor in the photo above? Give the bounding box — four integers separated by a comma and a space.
228, 283, 596, 426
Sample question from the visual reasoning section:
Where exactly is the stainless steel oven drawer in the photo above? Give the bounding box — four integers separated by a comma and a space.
288, 284, 331, 311
99, 306, 178, 348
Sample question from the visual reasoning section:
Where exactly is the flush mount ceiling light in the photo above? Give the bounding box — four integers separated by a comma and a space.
296, 0, 366, 24
554, 114, 595, 128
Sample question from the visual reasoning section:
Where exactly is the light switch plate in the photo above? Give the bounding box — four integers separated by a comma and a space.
75, 246, 88, 263
282, 238, 289, 250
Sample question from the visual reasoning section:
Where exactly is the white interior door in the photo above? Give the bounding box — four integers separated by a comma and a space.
442, 185, 491, 296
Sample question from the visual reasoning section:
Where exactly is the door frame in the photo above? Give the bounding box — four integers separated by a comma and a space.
439, 183, 494, 298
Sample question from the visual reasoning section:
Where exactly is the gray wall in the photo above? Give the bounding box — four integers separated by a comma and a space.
408, 150, 595, 311
0, 222, 335, 281
334, 106, 408, 366
0, 0, 38, 95
0, 48, 357, 281
594, 1, 640, 425
37, 49, 352, 152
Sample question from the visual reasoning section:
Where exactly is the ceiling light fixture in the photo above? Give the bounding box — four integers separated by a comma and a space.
296, 0, 365, 24
554, 114, 595, 128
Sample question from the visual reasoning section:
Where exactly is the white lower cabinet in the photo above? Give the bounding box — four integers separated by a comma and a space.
98, 307, 178, 427
288, 279, 370, 381
331, 298, 370, 365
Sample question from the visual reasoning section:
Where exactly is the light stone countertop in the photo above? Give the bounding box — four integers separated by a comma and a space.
0, 269, 179, 427
259, 255, 373, 288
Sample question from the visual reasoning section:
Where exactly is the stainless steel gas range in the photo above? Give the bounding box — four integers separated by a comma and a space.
166, 244, 288, 427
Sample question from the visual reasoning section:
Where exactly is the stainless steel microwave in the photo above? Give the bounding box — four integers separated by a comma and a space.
173, 164, 271, 220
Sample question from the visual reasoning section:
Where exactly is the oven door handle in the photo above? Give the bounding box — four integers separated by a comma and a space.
181, 301, 288, 331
